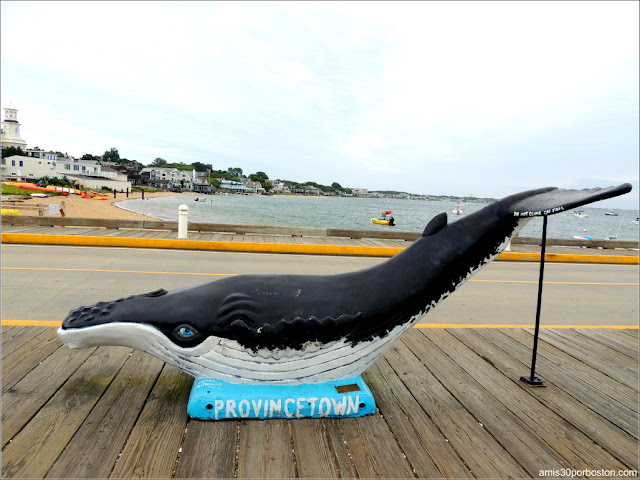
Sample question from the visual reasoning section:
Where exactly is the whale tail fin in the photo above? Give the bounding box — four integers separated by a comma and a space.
507, 183, 632, 218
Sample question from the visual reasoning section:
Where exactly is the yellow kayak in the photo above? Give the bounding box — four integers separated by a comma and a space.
371, 218, 395, 226
1, 208, 21, 216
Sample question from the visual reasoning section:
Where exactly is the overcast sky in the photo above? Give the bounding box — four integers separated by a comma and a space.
2, 1, 638, 208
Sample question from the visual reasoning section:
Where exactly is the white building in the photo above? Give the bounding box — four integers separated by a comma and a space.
57, 158, 131, 191
1, 155, 132, 191
271, 180, 290, 193
219, 179, 253, 193
140, 167, 194, 190
1, 155, 56, 180
1, 107, 28, 150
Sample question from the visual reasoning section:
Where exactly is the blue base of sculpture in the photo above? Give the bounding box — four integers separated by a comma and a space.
187, 376, 376, 420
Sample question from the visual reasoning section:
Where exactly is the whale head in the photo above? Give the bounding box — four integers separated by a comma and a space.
58, 287, 212, 349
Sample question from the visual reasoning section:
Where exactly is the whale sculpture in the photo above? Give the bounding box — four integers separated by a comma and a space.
58, 184, 631, 385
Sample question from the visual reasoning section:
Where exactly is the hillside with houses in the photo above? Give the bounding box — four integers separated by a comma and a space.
2, 107, 493, 202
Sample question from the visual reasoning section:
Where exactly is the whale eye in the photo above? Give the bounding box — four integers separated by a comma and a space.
175, 324, 198, 339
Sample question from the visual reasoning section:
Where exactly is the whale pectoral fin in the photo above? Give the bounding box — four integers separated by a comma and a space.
422, 212, 448, 236
510, 184, 632, 217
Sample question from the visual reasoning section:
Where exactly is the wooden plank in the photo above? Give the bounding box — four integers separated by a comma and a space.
45, 350, 165, 479
478, 329, 639, 438
548, 328, 640, 370
336, 414, 415, 478
112, 229, 148, 238
524, 328, 638, 390
450, 328, 639, 468
602, 329, 640, 350
363, 361, 471, 478
63, 228, 105, 236
110, 365, 192, 479
173, 419, 237, 479
0, 225, 41, 233
572, 329, 639, 360
406, 330, 570, 476
1, 326, 41, 357
2, 345, 96, 446
384, 336, 529, 478
415, 329, 630, 472
1, 347, 132, 479
502, 328, 639, 413
236, 419, 296, 478
513, 235, 639, 249
616, 328, 639, 339
2, 328, 62, 394
290, 419, 356, 478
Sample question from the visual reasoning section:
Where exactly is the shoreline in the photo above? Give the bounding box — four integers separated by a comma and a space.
1, 190, 186, 221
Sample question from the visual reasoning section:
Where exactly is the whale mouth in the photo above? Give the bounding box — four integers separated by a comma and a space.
58, 322, 158, 350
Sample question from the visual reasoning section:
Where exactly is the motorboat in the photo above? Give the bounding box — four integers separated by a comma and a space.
605, 209, 618, 216
452, 202, 464, 215
572, 210, 588, 218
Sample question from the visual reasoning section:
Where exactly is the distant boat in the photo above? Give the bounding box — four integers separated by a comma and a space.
372, 217, 395, 226
572, 210, 588, 218
452, 202, 464, 215
605, 209, 618, 216
631, 218, 639, 225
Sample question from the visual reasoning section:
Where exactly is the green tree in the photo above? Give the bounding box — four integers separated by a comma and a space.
102, 147, 120, 163
81, 153, 102, 161
192, 162, 212, 172
250, 171, 269, 181
227, 167, 243, 177
151, 157, 168, 167
1, 146, 25, 158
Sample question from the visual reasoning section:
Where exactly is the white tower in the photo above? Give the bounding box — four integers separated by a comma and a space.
1, 107, 28, 150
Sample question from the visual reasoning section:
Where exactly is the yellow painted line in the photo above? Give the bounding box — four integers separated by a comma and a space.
1, 232, 637, 263
413, 324, 639, 329
1, 266, 236, 277
468, 279, 638, 286
497, 251, 638, 265
2, 320, 62, 327
1, 266, 637, 286
3, 319, 638, 329
0, 233, 403, 258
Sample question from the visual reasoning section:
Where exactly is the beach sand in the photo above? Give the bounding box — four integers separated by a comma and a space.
2, 190, 186, 220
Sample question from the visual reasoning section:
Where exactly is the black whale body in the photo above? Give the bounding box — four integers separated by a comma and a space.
61, 184, 632, 354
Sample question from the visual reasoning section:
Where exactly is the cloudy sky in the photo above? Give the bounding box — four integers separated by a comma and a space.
2, 1, 638, 207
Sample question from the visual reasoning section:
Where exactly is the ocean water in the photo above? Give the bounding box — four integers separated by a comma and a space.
116, 194, 640, 241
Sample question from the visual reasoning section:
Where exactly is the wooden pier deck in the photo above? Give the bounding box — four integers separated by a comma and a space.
2, 325, 637, 478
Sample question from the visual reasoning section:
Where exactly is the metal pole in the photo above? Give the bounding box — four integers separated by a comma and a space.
520, 215, 547, 387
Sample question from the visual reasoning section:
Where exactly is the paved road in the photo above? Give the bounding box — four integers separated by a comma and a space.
1, 244, 638, 326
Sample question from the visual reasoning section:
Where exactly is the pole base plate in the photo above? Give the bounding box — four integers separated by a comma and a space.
520, 375, 546, 387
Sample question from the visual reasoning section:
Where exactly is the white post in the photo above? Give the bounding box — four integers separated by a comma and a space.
178, 204, 189, 239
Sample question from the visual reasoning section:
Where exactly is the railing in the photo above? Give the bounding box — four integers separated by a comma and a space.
2, 215, 638, 249
1, 202, 66, 217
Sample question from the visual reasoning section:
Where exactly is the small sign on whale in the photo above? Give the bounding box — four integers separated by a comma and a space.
187, 376, 376, 420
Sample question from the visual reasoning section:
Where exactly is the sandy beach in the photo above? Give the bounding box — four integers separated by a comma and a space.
1, 190, 186, 220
